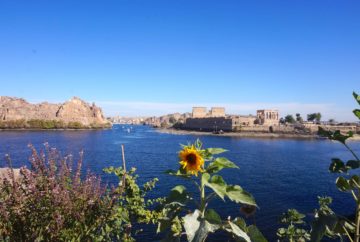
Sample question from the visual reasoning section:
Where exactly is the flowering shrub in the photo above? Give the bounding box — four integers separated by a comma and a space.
0, 144, 160, 241
158, 140, 266, 242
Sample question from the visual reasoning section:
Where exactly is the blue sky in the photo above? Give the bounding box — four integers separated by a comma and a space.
0, 1, 359, 121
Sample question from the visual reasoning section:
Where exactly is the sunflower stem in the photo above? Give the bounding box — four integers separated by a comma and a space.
200, 173, 206, 218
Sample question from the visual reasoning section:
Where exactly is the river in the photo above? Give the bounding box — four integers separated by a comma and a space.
0, 125, 358, 241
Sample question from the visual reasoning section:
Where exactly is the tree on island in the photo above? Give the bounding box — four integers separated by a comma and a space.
307, 113, 322, 123
284, 114, 296, 124
295, 113, 303, 123
328, 118, 336, 125
279, 117, 285, 124
168, 116, 176, 124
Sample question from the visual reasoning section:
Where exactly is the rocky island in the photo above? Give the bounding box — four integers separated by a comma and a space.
0, 96, 111, 129
142, 107, 360, 139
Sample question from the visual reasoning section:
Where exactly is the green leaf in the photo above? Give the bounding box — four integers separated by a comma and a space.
335, 177, 351, 192
332, 218, 356, 235
183, 210, 201, 242
205, 148, 227, 155
318, 127, 353, 144
166, 185, 188, 205
226, 185, 257, 206
353, 109, 360, 120
203, 174, 227, 201
195, 139, 203, 149
203, 174, 256, 206
226, 221, 251, 242
349, 175, 360, 189
277, 227, 286, 237
164, 169, 191, 178
353, 91, 360, 105
310, 212, 338, 242
183, 210, 219, 242
346, 160, 360, 170
329, 158, 347, 173
233, 217, 247, 230
193, 219, 219, 242
204, 209, 222, 225
248, 225, 268, 242
206, 157, 239, 173
279, 209, 306, 224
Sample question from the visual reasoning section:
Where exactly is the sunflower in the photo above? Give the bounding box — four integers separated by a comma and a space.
179, 145, 204, 176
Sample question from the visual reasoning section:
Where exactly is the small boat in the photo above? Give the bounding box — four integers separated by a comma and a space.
316, 135, 327, 140
213, 129, 224, 135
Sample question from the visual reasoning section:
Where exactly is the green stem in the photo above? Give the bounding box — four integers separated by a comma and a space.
344, 143, 360, 161
205, 192, 216, 203
343, 225, 354, 242
199, 174, 206, 218
191, 179, 201, 193
356, 189, 360, 242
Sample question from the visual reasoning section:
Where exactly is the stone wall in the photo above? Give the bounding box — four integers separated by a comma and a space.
192, 107, 207, 118
184, 117, 233, 131
209, 107, 225, 117
239, 125, 296, 133
231, 116, 257, 127
303, 123, 358, 134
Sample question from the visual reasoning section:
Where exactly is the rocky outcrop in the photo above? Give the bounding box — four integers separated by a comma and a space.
0, 96, 109, 127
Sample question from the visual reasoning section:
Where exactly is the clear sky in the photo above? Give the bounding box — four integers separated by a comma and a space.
0, 1, 359, 121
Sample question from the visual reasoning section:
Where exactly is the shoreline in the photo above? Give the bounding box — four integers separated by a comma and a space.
0, 127, 112, 131
155, 128, 360, 140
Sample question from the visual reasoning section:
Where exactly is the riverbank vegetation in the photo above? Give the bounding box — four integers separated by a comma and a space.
0, 119, 111, 130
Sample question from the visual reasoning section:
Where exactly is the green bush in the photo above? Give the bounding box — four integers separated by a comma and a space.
26, 119, 69, 129
0, 119, 26, 129
0, 119, 112, 129
90, 122, 112, 129
67, 121, 85, 129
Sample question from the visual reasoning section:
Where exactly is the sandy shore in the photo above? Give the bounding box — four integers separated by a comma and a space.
156, 128, 360, 140
156, 128, 316, 139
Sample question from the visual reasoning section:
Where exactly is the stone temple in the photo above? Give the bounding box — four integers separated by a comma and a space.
184, 107, 279, 132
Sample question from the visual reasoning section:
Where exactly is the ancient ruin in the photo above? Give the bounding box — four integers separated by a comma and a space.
185, 107, 280, 131
256, 109, 279, 126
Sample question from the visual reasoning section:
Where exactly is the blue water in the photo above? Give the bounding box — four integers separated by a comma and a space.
0, 125, 359, 241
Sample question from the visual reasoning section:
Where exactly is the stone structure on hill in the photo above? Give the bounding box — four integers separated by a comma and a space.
0, 96, 109, 127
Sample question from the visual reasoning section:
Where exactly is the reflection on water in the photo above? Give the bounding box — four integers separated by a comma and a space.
0, 125, 359, 241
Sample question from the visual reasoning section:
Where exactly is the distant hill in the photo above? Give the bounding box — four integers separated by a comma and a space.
0, 96, 111, 129
144, 112, 191, 127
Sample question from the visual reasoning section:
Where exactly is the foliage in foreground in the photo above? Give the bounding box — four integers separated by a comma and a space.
311, 91, 360, 242
160, 140, 267, 242
0, 144, 160, 241
277, 91, 360, 242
